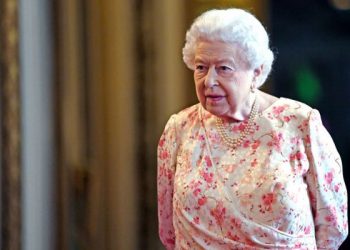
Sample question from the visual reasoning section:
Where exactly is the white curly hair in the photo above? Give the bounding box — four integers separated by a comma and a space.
182, 8, 274, 88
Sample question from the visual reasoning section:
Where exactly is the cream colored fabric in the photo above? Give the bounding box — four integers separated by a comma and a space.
158, 98, 348, 250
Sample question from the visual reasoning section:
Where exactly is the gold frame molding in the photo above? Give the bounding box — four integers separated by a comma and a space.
0, 0, 21, 249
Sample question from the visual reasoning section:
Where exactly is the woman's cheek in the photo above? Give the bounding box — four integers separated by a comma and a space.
195, 83, 205, 103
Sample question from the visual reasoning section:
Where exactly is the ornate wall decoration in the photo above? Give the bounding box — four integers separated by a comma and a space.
0, 0, 21, 249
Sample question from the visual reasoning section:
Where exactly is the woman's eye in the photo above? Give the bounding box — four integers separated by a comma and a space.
195, 65, 205, 71
219, 66, 232, 71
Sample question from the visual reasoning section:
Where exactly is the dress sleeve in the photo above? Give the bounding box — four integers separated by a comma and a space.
305, 109, 348, 249
157, 115, 178, 250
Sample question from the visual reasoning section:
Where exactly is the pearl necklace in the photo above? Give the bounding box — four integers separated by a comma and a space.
215, 97, 259, 149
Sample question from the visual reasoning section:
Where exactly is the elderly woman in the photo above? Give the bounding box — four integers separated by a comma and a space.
157, 8, 348, 250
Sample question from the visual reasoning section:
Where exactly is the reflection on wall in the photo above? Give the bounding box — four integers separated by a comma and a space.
186, 0, 268, 22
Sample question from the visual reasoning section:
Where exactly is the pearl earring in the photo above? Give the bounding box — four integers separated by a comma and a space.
250, 85, 255, 93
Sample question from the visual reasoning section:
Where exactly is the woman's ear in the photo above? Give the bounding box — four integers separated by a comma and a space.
252, 64, 264, 85
254, 64, 264, 77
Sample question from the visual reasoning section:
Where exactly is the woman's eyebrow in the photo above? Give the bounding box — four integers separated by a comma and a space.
216, 59, 235, 65
194, 58, 206, 64
194, 58, 235, 65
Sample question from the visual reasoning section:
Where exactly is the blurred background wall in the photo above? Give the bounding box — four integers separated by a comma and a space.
1, 0, 349, 249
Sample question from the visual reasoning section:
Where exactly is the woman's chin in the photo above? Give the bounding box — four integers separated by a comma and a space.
203, 104, 226, 117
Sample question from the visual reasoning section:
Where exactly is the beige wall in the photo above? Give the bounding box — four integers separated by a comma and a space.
91, 1, 189, 249
100, 1, 138, 249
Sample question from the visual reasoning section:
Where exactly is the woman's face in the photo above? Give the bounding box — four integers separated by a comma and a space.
194, 40, 257, 119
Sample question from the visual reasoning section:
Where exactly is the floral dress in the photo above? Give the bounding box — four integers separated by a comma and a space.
157, 98, 348, 250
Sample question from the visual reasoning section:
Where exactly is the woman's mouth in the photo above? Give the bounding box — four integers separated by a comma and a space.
206, 95, 225, 102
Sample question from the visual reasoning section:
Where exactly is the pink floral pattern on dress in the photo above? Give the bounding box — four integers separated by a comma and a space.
157, 98, 348, 250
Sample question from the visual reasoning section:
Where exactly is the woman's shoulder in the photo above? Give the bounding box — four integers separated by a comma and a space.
258, 91, 313, 119
170, 103, 201, 124
277, 97, 313, 117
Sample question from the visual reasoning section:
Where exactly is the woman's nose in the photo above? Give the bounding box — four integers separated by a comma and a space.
204, 67, 217, 88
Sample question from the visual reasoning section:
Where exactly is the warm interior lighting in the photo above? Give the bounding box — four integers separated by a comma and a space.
329, 0, 350, 10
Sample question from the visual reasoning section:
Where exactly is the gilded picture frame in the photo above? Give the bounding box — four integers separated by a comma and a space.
0, 0, 21, 249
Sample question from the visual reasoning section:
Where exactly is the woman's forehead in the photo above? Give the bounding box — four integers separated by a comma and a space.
194, 40, 247, 65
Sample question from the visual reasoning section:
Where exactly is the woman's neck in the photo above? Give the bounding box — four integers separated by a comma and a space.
223, 93, 256, 122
